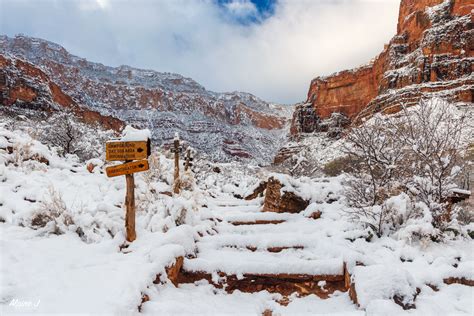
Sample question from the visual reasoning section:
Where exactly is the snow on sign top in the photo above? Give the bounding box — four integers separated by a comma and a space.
120, 125, 151, 142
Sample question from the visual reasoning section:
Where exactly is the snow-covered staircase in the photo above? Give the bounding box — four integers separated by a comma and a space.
177, 197, 349, 299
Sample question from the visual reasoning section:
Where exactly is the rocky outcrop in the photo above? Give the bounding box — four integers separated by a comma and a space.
1, 35, 289, 164
0, 54, 124, 131
289, 103, 321, 135
262, 177, 309, 213
290, 0, 473, 136
244, 180, 268, 200
272, 144, 305, 166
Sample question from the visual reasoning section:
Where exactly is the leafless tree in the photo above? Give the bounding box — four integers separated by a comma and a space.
39, 110, 114, 161
41, 110, 84, 157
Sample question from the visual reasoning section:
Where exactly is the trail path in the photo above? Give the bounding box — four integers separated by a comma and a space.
142, 194, 359, 315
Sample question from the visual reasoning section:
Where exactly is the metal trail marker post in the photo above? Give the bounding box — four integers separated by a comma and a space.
173, 134, 181, 194
105, 138, 150, 242
184, 148, 191, 172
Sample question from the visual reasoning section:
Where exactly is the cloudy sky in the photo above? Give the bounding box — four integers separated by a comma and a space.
1, 0, 400, 104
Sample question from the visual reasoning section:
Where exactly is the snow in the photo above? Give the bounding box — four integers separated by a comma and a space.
119, 125, 151, 142
1, 225, 189, 314
142, 282, 361, 316
0, 125, 204, 313
450, 188, 471, 196
269, 172, 345, 203
0, 122, 473, 315
352, 265, 418, 309
366, 285, 474, 315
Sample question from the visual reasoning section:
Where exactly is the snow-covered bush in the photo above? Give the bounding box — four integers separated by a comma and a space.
343, 113, 407, 236
37, 110, 115, 161
392, 100, 469, 230
344, 99, 471, 239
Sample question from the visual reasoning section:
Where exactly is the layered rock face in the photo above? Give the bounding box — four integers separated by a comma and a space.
0, 54, 123, 131
291, 0, 473, 135
1, 36, 289, 164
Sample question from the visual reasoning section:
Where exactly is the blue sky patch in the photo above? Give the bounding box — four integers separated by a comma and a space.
217, 0, 276, 25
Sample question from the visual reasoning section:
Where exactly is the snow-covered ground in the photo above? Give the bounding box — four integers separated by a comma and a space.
1, 123, 473, 315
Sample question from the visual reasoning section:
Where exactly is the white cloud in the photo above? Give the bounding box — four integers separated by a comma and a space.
224, 0, 258, 17
0, 0, 400, 104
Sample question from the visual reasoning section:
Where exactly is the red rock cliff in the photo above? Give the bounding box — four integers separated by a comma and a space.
292, 0, 473, 135
0, 54, 124, 131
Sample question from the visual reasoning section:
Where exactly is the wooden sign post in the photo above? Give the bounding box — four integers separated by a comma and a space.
105, 139, 150, 242
124, 173, 136, 242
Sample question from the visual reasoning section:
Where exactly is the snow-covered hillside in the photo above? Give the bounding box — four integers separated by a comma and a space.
1, 120, 473, 315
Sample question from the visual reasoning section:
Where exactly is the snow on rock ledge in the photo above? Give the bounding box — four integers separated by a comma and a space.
352, 265, 419, 310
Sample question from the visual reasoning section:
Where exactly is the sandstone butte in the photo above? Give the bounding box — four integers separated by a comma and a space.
290, 0, 473, 135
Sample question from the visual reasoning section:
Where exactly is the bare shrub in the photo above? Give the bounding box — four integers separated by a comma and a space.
344, 99, 470, 239
322, 156, 354, 177
31, 186, 74, 234
142, 152, 162, 186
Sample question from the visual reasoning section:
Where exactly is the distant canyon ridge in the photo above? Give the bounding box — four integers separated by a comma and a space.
0, 35, 290, 164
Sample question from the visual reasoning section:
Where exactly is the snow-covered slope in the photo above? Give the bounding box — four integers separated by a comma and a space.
1, 124, 473, 314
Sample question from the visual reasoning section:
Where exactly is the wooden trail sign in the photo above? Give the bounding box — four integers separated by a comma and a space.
106, 140, 150, 161
105, 136, 151, 243
105, 159, 149, 178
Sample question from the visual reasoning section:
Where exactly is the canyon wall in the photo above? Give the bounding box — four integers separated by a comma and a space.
291, 0, 473, 136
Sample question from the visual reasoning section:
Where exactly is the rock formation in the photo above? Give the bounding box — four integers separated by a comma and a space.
291, 0, 473, 136
262, 177, 309, 213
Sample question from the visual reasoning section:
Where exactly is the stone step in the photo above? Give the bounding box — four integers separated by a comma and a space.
183, 249, 344, 277
230, 219, 286, 226
203, 208, 304, 226
223, 245, 304, 253
215, 217, 324, 235
195, 232, 332, 252
178, 254, 348, 298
